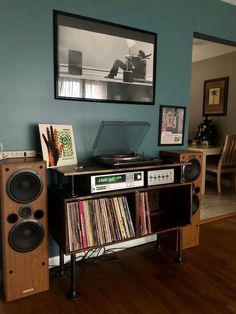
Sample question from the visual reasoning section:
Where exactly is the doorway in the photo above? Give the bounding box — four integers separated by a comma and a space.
190, 32, 236, 222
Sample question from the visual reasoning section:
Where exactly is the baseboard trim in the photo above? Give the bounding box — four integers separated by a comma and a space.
49, 234, 157, 268
0, 236, 158, 285
200, 211, 236, 224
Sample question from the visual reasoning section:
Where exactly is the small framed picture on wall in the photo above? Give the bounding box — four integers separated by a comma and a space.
158, 105, 186, 145
203, 77, 229, 116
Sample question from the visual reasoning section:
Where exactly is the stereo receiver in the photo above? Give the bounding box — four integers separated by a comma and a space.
90, 171, 144, 193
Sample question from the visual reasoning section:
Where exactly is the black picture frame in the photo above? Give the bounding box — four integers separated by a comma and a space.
203, 77, 229, 116
53, 10, 157, 105
158, 105, 186, 146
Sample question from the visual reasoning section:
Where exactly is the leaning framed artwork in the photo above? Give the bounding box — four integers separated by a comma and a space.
53, 10, 157, 104
158, 105, 186, 146
203, 77, 229, 116
38, 124, 77, 168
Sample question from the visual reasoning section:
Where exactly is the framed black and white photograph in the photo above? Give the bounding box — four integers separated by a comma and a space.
53, 10, 157, 104
158, 105, 186, 145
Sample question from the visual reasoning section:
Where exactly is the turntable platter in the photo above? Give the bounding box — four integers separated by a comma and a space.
102, 154, 141, 162
94, 154, 162, 167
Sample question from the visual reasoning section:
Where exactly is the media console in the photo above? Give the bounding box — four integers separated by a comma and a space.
48, 161, 192, 299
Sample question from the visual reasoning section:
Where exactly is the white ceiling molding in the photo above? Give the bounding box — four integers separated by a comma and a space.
221, 0, 236, 6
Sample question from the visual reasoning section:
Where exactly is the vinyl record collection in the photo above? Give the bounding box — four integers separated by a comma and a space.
139, 192, 152, 236
66, 196, 135, 251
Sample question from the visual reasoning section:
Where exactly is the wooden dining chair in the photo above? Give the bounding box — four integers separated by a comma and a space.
206, 134, 236, 193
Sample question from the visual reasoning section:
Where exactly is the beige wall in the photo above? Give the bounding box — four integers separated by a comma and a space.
189, 51, 236, 144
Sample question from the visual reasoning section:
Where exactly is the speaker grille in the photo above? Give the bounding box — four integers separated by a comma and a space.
8, 220, 45, 253
6, 169, 43, 203
182, 158, 201, 182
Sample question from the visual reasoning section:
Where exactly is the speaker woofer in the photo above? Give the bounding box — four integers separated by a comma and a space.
6, 169, 43, 203
8, 220, 45, 253
192, 193, 200, 215
182, 158, 201, 182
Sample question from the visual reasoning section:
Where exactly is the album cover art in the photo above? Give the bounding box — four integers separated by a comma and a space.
39, 124, 77, 168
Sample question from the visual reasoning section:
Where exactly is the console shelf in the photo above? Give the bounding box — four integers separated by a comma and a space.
48, 162, 192, 299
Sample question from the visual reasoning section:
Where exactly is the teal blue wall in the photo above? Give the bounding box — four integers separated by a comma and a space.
1, 0, 236, 159
1, 0, 236, 257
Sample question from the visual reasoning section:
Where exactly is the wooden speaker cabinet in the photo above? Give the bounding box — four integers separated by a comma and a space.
160, 150, 202, 249
0, 158, 49, 302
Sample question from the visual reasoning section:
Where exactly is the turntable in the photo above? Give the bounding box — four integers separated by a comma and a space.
92, 121, 162, 167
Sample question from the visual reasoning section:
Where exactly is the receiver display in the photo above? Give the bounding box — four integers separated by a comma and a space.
91, 171, 144, 193
95, 174, 126, 185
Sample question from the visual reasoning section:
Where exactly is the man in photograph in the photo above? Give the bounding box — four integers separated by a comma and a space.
105, 50, 150, 80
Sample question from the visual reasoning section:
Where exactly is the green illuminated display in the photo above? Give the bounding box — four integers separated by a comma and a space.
96, 174, 125, 185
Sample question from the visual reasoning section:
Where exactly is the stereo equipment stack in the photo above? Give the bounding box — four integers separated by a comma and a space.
160, 150, 202, 249
0, 158, 49, 302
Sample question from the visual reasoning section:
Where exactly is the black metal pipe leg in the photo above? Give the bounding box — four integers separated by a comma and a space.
156, 233, 162, 251
66, 254, 79, 300
57, 247, 66, 278
176, 228, 184, 264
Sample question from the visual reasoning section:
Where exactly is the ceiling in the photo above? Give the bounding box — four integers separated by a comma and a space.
221, 0, 236, 5
191, 0, 236, 62
192, 38, 236, 62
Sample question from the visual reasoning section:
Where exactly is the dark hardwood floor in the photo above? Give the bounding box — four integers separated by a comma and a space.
1, 216, 236, 314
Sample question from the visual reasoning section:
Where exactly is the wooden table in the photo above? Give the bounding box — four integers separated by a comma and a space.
188, 145, 222, 194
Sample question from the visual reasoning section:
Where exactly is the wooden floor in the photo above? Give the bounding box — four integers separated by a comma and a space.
1, 217, 236, 314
